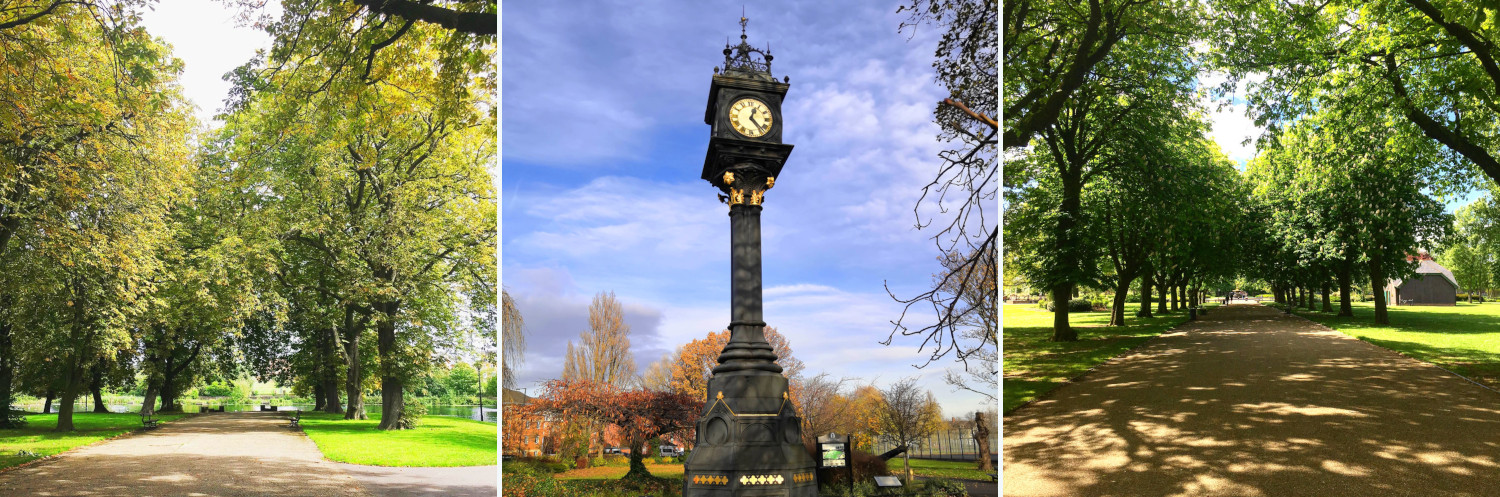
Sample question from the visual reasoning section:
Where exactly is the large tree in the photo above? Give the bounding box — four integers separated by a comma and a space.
501, 288, 525, 390
0, 4, 195, 430
666, 326, 804, 402
526, 380, 701, 481
562, 291, 638, 389
222, 11, 496, 429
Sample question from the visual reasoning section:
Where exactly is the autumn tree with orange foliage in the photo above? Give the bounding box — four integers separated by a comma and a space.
525, 379, 702, 480
667, 326, 804, 402
845, 385, 886, 451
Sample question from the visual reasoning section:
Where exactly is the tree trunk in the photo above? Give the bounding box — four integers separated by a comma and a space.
343, 306, 367, 420
314, 383, 327, 412
1338, 257, 1354, 317
1138, 267, 1154, 318
904, 451, 913, 484
56, 354, 86, 432
1370, 254, 1389, 325
1168, 281, 1177, 311
56, 381, 80, 432
974, 412, 992, 472
1305, 284, 1315, 311
323, 378, 342, 414
0, 315, 14, 428
159, 365, 180, 413
1110, 273, 1133, 326
1051, 283, 1076, 341
1322, 281, 1333, 313
91, 369, 108, 413
1156, 273, 1169, 314
43, 390, 54, 414
141, 384, 158, 417
624, 435, 651, 480
375, 299, 407, 430
322, 326, 342, 414
1051, 171, 1082, 342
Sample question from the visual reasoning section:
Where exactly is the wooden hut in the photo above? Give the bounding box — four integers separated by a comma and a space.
1383, 254, 1457, 306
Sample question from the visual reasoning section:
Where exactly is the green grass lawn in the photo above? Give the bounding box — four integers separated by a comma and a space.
886, 457, 992, 480
1004, 304, 1196, 413
0, 412, 188, 470
299, 412, 496, 467
1297, 301, 1500, 387
554, 461, 686, 480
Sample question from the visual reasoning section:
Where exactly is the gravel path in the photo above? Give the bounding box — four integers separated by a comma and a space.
1004, 303, 1500, 497
0, 412, 365, 496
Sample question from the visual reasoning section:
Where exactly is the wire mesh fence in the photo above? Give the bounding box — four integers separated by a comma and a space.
869, 430, 999, 462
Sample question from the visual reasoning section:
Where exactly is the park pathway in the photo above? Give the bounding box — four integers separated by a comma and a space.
0, 412, 366, 496
1005, 303, 1500, 497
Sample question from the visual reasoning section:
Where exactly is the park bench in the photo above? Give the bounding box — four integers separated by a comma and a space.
141, 410, 159, 429
282, 406, 302, 428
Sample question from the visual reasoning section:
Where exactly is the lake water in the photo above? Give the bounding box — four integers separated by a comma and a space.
19, 402, 497, 422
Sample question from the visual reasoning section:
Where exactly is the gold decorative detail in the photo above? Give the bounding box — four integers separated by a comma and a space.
792, 472, 815, 484
737, 474, 785, 485
723, 171, 735, 185
748, 190, 764, 205
693, 474, 729, 485
706, 390, 789, 417
730, 188, 744, 205
766, 176, 775, 189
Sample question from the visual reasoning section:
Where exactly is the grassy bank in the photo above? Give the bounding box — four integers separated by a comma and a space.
299, 412, 496, 467
0, 412, 188, 470
886, 457, 992, 480
1003, 304, 1198, 413
1297, 301, 1500, 387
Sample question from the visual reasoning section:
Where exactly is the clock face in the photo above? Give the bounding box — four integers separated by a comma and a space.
729, 98, 774, 138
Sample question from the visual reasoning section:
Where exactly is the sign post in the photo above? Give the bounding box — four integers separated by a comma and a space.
816, 433, 853, 495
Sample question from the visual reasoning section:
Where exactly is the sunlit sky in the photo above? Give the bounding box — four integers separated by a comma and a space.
140, 0, 277, 127
501, 0, 996, 416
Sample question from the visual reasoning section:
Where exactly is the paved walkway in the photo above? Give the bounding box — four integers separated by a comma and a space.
0, 412, 496, 497
1004, 303, 1500, 497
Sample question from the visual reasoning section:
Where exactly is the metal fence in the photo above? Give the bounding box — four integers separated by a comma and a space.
869, 430, 999, 462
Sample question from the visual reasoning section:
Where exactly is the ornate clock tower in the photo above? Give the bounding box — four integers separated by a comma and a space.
683, 14, 818, 497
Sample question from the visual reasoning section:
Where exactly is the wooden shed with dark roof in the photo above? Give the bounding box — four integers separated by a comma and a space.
1383, 257, 1458, 306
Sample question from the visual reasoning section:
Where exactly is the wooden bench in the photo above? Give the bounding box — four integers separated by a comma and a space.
282, 406, 302, 428
141, 410, 160, 429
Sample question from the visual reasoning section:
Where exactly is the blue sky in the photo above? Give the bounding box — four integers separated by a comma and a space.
500, 1, 995, 416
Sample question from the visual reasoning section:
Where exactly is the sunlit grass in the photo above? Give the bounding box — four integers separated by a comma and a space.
299, 412, 496, 467
1298, 301, 1500, 387
886, 457, 993, 480
554, 462, 687, 480
1003, 304, 1195, 412
0, 412, 187, 470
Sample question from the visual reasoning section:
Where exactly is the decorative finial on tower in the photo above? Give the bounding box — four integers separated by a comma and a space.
721, 11, 776, 81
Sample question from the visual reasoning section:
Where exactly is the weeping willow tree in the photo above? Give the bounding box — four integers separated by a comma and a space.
501, 289, 525, 390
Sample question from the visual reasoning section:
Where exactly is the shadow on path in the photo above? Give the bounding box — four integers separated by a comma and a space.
1004, 304, 1500, 496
